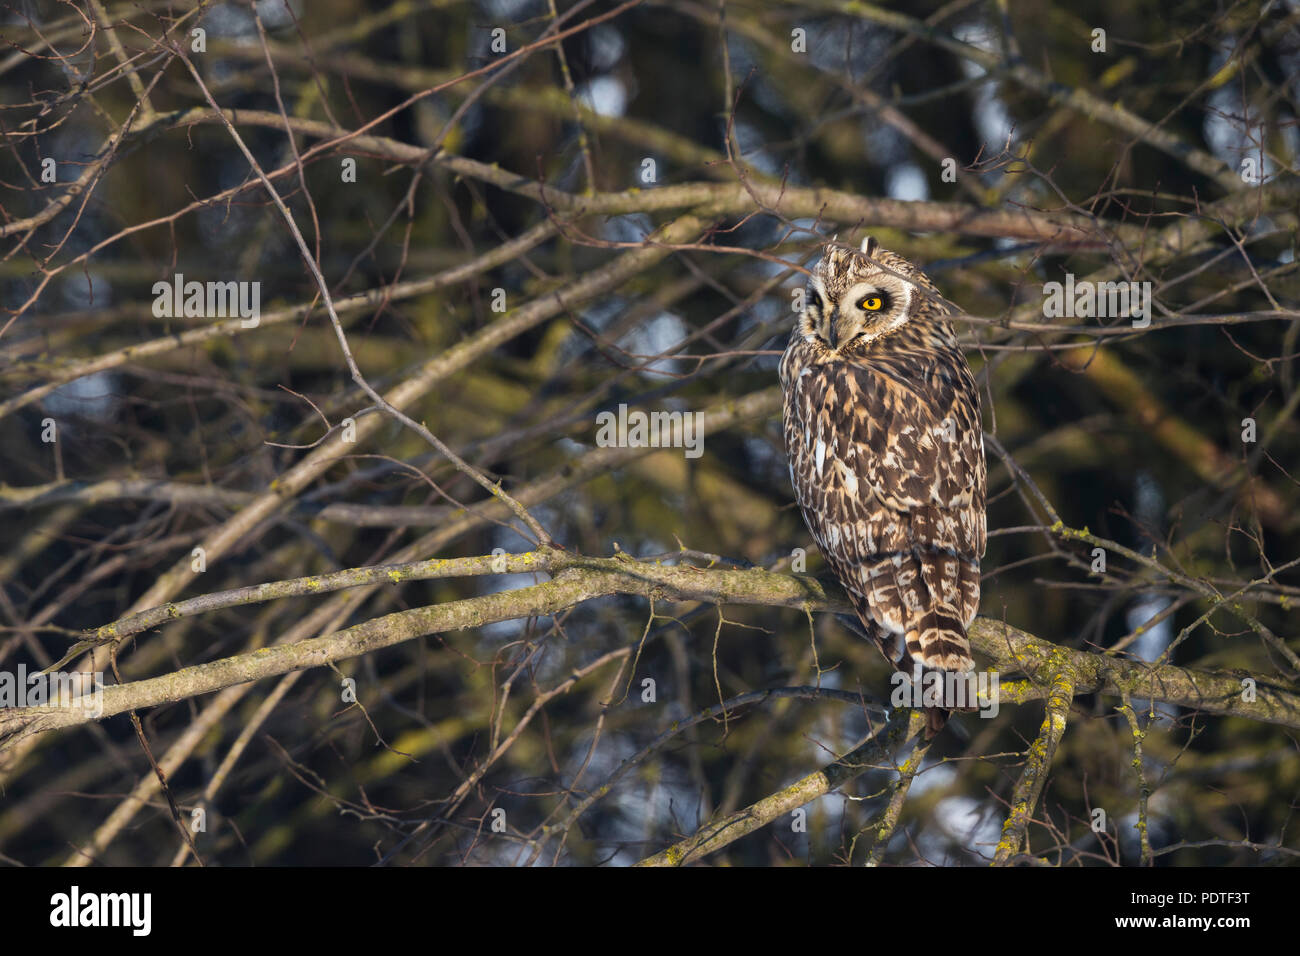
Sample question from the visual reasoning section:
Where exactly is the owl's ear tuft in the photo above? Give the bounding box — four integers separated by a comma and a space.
861, 235, 879, 258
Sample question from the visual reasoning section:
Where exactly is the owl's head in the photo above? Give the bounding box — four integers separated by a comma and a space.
798, 236, 939, 353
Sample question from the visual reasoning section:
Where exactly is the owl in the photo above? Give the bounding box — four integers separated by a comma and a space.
779, 236, 986, 736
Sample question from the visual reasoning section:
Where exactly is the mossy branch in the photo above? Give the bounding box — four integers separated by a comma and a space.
4, 552, 1296, 750
991, 653, 1075, 865
635, 709, 927, 866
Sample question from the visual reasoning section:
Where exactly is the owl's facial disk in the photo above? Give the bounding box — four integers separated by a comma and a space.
806, 279, 910, 352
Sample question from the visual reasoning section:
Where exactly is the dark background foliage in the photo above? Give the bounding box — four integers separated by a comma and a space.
0, 0, 1296, 866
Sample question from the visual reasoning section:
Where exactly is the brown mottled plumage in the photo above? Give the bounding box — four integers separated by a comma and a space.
779, 237, 986, 736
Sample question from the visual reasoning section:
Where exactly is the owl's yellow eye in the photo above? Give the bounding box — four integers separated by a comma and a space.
859, 296, 883, 311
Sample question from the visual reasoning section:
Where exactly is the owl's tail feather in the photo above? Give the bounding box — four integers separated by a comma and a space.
907, 603, 974, 673
905, 605, 976, 739
925, 706, 949, 738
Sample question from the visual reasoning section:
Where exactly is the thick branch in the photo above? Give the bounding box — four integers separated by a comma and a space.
4, 554, 1296, 749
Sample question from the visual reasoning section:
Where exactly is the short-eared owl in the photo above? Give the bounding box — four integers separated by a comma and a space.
779, 237, 986, 736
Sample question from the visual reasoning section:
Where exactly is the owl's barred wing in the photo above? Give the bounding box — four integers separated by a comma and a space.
781, 346, 985, 675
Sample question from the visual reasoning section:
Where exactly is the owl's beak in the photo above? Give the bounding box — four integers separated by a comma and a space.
825, 306, 841, 349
